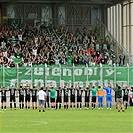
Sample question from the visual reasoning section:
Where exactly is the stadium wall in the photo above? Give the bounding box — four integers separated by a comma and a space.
0, 3, 2, 29
107, 0, 133, 64
1, 3, 103, 32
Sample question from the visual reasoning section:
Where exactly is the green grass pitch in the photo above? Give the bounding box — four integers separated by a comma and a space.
0, 107, 133, 133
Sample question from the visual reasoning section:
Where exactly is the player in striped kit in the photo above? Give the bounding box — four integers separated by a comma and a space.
84, 85, 90, 110
69, 85, 76, 110
31, 85, 38, 110
9, 85, 17, 110
0, 87, 8, 110
44, 86, 50, 109
56, 87, 62, 109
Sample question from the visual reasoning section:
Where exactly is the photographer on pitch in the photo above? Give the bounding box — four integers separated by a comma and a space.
114, 84, 124, 112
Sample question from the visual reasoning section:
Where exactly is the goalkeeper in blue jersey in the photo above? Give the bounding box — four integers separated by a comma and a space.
103, 83, 113, 110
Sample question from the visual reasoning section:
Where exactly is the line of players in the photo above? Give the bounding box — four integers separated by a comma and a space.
0, 83, 133, 111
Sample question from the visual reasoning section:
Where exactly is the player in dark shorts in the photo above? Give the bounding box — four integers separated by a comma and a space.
114, 84, 118, 109
56, 87, 62, 109
25, 85, 31, 109
0, 87, 8, 110
129, 87, 133, 106
49, 86, 56, 110
8, 85, 17, 110
63, 86, 69, 110
77, 87, 83, 110
18, 85, 25, 110
123, 86, 130, 109
44, 86, 50, 109
69, 85, 76, 110
90, 85, 98, 110
31, 86, 38, 110
84, 85, 90, 110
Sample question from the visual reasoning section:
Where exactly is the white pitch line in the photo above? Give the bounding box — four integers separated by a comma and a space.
20, 122, 48, 127
2, 121, 48, 127
11, 120, 46, 123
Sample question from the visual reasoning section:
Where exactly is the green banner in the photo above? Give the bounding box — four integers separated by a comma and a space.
0, 65, 133, 88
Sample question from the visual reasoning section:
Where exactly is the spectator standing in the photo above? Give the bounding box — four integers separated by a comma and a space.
119, 54, 125, 66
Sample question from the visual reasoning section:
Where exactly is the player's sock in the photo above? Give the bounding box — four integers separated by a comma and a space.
67, 105, 68, 109
59, 104, 61, 109
85, 103, 87, 107
33, 107, 34, 110
39, 110, 41, 112
56, 104, 58, 109
92, 103, 93, 108
110, 103, 112, 109
98, 104, 100, 108
42, 110, 45, 112
94, 104, 95, 109
51, 106, 53, 109
70, 105, 72, 108
35, 106, 37, 109
1, 106, 3, 109
80, 103, 82, 109
45, 103, 46, 108
101, 103, 103, 108
25, 105, 27, 109
74, 105, 75, 108
48, 103, 50, 108
10, 103, 12, 109
87, 104, 89, 108
64, 105, 66, 109
28, 107, 30, 109
19, 104, 21, 109
125, 103, 127, 109
14, 103, 16, 109
77, 104, 79, 108
22, 104, 24, 109
106, 103, 108, 108
4, 106, 6, 109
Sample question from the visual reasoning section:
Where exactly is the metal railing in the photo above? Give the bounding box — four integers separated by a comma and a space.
96, 18, 131, 65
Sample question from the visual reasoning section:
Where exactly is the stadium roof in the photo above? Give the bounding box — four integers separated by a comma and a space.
0, 0, 125, 6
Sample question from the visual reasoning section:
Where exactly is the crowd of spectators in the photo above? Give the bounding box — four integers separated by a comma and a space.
0, 21, 125, 68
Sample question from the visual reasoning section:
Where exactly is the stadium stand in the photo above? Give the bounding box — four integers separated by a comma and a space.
0, 22, 122, 67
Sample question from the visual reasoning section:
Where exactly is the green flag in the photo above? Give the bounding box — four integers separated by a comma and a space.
12, 58, 23, 63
